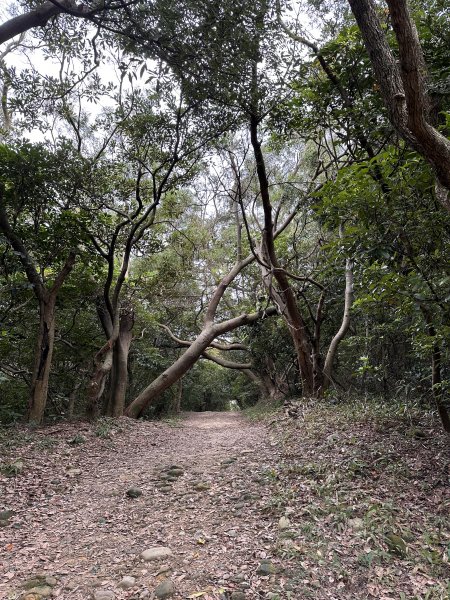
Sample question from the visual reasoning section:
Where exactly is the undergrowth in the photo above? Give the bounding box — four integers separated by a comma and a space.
265, 395, 449, 599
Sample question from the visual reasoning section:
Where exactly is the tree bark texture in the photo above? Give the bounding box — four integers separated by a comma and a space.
347, 0, 450, 202
28, 298, 56, 423
107, 311, 134, 417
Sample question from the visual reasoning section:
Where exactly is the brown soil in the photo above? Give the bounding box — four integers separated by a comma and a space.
0, 407, 449, 600
0, 412, 280, 599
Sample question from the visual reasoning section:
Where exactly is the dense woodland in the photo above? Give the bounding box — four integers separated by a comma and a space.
0, 0, 449, 430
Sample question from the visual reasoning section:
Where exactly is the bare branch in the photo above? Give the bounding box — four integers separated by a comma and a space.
201, 351, 252, 370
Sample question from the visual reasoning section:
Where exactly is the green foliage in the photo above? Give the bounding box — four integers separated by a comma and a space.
95, 417, 117, 439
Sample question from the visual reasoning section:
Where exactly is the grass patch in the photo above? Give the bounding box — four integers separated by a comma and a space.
160, 414, 183, 427
242, 400, 283, 422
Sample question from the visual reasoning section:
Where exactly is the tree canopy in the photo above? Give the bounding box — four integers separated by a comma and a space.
0, 0, 449, 431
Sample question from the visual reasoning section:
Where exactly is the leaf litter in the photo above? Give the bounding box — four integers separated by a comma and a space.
0, 406, 448, 599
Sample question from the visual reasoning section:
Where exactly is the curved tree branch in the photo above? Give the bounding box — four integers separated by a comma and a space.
347, 0, 450, 203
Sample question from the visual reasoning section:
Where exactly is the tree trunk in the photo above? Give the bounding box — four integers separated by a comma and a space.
126, 327, 218, 418
28, 297, 56, 424
347, 0, 450, 199
171, 378, 183, 414
125, 307, 273, 418
430, 337, 450, 433
322, 255, 354, 393
421, 308, 450, 433
0, 194, 76, 424
86, 342, 114, 419
249, 109, 315, 395
242, 368, 281, 403
107, 311, 134, 417
67, 380, 83, 419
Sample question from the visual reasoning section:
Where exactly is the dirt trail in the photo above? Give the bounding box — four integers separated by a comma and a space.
2, 408, 448, 600
0, 412, 281, 599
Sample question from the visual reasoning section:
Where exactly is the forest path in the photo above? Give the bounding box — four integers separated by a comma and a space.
1, 412, 283, 600
2, 408, 447, 600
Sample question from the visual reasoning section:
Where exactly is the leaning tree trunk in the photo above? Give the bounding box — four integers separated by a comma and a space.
28, 297, 56, 424
125, 307, 271, 418
322, 255, 354, 393
250, 108, 316, 396
125, 327, 219, 418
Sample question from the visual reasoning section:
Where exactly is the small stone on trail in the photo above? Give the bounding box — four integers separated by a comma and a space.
0, 509, 14, 520
156, 565, 171, 576
22, 586, 53, 598
64, 581, 77, 591
154, 578, 174, 598
193, 482, 210, 491
167, 468, 184, 477
278, 516, 290, 530
141, 547, 173, 561
126, 487, 143, 498
66, 468, 82, 476
256, 561, 278, 575
44, 576, 57, 587
348, 517, 364, 530
10, 459, 24, 474
119, 575, 136, 589
93, 591, 115, 600
230, 592, 246, 600
22, 577, 46, 590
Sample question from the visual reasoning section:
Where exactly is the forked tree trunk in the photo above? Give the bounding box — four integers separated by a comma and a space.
28, 297, 56, 424
0, 198, 76, 424
87, 308, 134, 418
